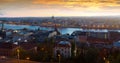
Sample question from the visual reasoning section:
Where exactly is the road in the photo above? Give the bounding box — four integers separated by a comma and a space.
0, 58, 39, 63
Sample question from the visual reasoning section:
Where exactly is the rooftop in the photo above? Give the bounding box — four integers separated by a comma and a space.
113, 41, 120, 48
55, 41, 71, 47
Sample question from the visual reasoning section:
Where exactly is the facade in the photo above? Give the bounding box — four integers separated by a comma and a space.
72, 30, 119, 44
88, 32, 109, 39
109, 31, 120, 42
0, 42, 18, 56
54, 41, 71, 58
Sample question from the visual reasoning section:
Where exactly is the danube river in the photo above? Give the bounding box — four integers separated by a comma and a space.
4, 24, 82, 34
3, 24, 120, 34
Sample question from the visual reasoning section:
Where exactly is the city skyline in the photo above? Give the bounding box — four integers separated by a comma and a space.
0, 0, 120, 17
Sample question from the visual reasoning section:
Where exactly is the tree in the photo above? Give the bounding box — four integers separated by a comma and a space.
84, 48, 99, 63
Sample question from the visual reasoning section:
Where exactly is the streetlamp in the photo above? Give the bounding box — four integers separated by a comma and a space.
58, 54, 61, 63
74, 39, 77, 57
17, 49, 20, 63
26, 57, 30, 60
26, 57, 30, 63
74, 50, 77, 57
17, 38, 21, 63
103, 57, 110, 63
34, 46, 37, 53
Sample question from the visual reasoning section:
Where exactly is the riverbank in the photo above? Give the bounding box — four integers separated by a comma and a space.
5, 23, 120, 30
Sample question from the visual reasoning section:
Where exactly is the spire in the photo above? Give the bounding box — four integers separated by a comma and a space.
52, 16, 61, 35
51, 15, 56, 29
52, 15, 54, 20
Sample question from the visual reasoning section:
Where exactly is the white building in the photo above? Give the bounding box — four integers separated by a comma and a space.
54, 41, 71, 58
48, 31, 57, 38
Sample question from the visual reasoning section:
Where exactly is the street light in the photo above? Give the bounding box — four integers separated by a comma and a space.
58, 54, 61, 63
103, 57, 110, 63
26, 57, 30, 63
26, 57, 30, 60
17, 38, 21, 63
17, 49, 20, 63
34, 46, 38, 53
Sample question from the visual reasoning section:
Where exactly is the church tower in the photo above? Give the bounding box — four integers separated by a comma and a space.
52, 16, 61, 35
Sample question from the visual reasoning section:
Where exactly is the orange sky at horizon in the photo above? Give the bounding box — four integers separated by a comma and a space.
0, 0, 120, 17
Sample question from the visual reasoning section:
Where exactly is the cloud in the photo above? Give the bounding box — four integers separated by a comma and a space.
1, 0, 120, 10
0, 0, 120, 17
0, 13, 3, 15
0, 0, 15, 2
0, 9, 4, 15
0, 0, 33, 10
32, 0, 120, 10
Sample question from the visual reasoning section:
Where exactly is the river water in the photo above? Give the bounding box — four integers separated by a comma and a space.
4, 24, 82, 34
3, 24, 120, 34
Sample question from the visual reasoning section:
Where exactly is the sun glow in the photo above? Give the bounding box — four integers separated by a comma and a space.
0, 0, 120, 17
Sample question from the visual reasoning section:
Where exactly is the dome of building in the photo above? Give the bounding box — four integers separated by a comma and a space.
57, 41, 71, 47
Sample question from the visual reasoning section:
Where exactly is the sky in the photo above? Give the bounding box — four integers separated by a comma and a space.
0, 0, 120, 17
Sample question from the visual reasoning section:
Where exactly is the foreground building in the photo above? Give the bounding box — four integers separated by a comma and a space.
54, 41, 71, 58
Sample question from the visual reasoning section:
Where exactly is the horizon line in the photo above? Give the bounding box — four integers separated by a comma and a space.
0, 15, 120, 18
